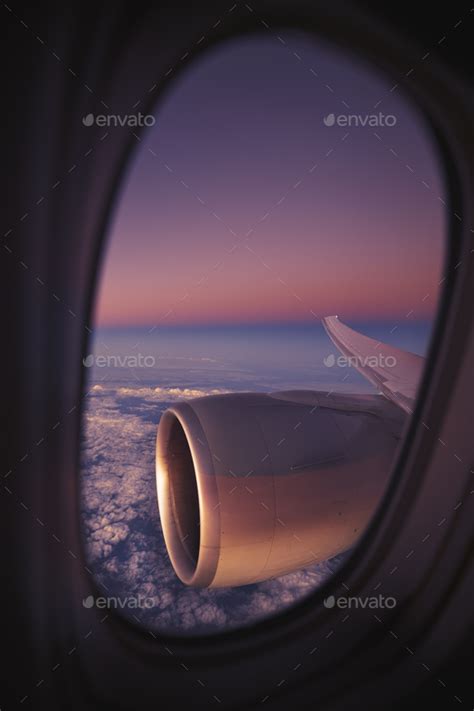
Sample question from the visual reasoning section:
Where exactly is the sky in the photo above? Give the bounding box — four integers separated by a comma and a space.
93, 31, 446, 329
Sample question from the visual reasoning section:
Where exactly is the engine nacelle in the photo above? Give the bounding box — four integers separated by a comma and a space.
155, 391, 404, 588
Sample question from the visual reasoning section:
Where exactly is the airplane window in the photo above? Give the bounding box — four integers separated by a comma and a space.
80, 31, 445, 635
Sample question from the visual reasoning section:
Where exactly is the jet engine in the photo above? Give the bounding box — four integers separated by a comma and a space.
156, 390, 404, 588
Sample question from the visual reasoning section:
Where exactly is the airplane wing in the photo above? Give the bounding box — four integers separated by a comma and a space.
322, 316, 425, 414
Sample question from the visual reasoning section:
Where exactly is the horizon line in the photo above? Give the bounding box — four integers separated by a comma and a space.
92, 316, 435, 331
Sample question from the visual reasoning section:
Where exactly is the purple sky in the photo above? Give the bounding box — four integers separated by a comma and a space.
94, 32, 445, 328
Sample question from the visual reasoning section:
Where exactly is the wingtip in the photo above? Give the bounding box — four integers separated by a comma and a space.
321, 314, 339, 328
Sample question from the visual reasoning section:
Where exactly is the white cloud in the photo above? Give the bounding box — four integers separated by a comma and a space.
116, 385, 230, 400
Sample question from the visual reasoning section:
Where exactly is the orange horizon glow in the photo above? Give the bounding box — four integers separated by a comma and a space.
95, 241, 442, 328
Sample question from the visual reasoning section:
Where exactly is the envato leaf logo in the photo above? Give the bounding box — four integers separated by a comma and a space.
323, 113, 336, 127
323, 595, 336, 608
82, 595, 95, 609
82, 113, 94, 127
323, 354, 336, 368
